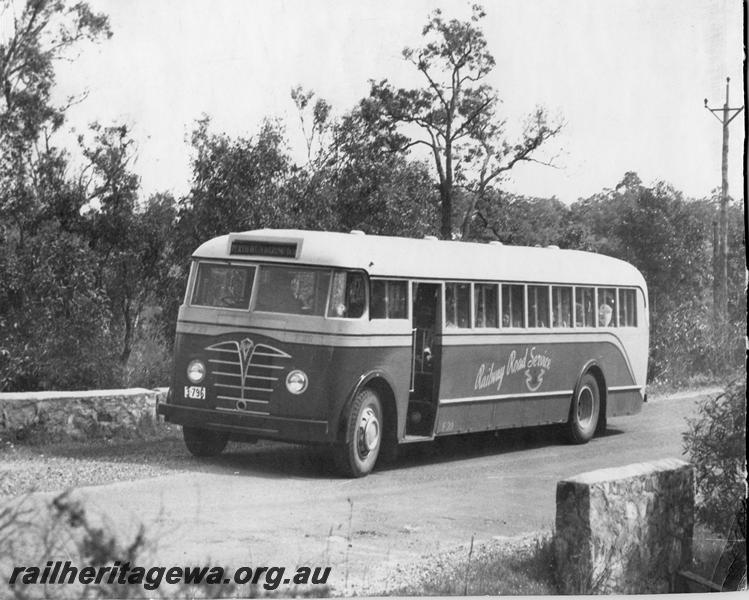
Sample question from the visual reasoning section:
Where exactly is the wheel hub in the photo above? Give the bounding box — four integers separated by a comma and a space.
578, 387, 594, 427
357, 407, 380, 456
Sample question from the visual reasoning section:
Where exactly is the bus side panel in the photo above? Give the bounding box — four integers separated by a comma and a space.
327, 345, 412, 440
435, 394, 572, 435
606, 389, 642, 417
434, 338, 640, 436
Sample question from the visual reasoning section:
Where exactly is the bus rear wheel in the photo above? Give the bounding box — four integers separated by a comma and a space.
335, 388, 382, 477
182, 426, 229, 457
567, 374, 600, 444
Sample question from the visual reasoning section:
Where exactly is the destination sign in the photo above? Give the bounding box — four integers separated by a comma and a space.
230, 240, 298, 258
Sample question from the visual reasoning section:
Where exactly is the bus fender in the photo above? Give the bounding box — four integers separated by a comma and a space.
337, 369, 399, 444
572, 360, 608, 425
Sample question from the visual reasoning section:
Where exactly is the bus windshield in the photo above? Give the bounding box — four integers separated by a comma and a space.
191, 263, 255, 309
255, 265, 331, 316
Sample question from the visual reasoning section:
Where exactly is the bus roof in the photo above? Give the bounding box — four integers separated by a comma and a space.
192, 229, 647, 289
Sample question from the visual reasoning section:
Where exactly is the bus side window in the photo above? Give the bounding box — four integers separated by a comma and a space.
328, 271, 366, 318
445, 282, 470, 328
618, 288, 637, 326
598, 287, 617, 326
346, 273, 366, 318
370, 279, 407, 319
575, 287, 595, 327
552, 286, 573, 328
501, 284, 524, 327
388, 281, 407, 318
370, 280, 387, 318
528, 285, 549, 328
474, 283, 498, 328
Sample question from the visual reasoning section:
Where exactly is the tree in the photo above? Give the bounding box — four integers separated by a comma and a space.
176, 116, 292, 249
0, 1, 116, 391
0, 222, 118, 391
567, 172, 745, 381
330, 106, 440, 236
363, 5, 561, 239
468, 190, 570, 246
0, 0, 111, 239
77, 123, 179, 367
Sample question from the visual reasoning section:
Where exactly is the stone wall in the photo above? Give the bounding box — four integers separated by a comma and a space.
555, 458, 694, 594
0, 388, 167, 441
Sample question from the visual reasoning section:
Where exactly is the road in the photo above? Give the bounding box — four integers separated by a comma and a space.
46, 391, 711, 591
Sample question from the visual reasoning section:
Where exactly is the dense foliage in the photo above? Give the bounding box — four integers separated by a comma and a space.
683, 380, 747, 586
0, 1, 744, 391
684, 380, 746, 536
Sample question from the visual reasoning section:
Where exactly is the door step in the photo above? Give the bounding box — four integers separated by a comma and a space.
401, 434, 434, 444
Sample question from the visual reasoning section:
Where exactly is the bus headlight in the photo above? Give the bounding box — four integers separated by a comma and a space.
186, 359, 206, 384
285, 370, 308, 394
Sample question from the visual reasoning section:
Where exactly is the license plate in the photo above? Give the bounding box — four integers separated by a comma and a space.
184, 386, 206, 400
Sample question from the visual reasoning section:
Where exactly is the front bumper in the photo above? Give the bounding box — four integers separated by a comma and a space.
157, 402, 331, 443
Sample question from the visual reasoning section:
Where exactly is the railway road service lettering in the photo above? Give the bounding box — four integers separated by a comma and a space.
474, 347, 553, 393
474, 362, 505, 391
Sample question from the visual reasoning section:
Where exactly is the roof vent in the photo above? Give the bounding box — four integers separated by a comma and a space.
489, 241, 503, 246
349, 230, 365, 236
546, 244, 560, 249
423, 235, 438, 241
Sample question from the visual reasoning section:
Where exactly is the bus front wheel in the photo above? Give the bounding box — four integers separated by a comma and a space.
335, 388, 382, 477
182, 426, 229, 457
567, 374, 600, 444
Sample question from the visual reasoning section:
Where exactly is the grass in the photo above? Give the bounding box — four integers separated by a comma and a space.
382, 534, 558, 596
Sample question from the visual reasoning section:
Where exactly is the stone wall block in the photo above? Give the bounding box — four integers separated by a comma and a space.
0, 389, 162, 440
555, 458, 694, 594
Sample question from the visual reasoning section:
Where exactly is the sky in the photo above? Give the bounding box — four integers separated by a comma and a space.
51, 0, 745, 204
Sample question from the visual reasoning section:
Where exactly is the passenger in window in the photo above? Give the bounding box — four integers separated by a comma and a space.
598, 303, 613, 327
422, 346, 433, 370
445, 289, 457, 328
575, 303, 584, 326
346, 276, 365, 318
291, 275, 314, 312
271, 271, 303, 313
218, 277, 244, 308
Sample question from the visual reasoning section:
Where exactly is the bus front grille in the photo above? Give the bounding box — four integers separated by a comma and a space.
205, 338, 291, 416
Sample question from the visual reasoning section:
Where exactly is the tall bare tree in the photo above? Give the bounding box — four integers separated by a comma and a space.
363, 5, 562, 239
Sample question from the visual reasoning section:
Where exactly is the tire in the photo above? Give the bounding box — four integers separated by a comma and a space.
335, 388, 383, 477
567, 374, 601, 444
182, 426, 229, 457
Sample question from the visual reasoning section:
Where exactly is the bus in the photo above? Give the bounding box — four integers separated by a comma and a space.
158, 229, 648, 477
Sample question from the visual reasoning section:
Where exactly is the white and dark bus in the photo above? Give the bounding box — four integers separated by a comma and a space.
158, 229, 649, 477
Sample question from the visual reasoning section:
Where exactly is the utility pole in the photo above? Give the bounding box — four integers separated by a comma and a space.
704, 77, 743, 326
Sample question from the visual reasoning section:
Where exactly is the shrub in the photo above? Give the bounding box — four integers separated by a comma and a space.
0, 224, 121, 392
649, 299, 743, 384
683, 380, 747, 588
123, 311, 173, 388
